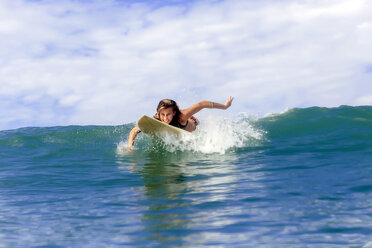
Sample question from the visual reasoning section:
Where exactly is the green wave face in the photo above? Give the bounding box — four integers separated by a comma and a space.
1, 105, 371, 156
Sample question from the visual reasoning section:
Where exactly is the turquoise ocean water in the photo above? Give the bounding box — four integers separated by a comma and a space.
1, 106, 371, 247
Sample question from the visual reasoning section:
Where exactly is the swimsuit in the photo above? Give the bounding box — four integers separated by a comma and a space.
175, 120, 188, 130
190, 116, 198, 126
174, 116, 198, 130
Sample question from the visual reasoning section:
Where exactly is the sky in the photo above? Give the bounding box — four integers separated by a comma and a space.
0, 0, 371, 130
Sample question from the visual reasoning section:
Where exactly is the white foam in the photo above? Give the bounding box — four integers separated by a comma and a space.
116, 140, 130, 155
363, 240, 372, 248
158, 115, 264, 154
263, 107, 293, 118
115, 140, 142, 156
115, 114, 264, 155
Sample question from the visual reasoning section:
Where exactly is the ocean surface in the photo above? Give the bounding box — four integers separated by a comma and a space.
0, 105, 371, 247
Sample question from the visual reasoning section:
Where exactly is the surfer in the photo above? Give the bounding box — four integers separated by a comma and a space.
127, 96, 234, 149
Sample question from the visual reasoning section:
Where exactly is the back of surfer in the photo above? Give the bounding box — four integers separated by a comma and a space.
127, 96, 234, 150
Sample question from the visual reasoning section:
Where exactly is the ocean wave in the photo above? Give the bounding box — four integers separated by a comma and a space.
2, 105, 371, 155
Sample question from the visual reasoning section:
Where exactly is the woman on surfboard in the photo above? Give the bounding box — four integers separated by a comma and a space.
127, 96, 234, 149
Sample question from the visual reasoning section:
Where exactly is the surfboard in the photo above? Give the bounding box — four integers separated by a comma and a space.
137, 115, 188, 138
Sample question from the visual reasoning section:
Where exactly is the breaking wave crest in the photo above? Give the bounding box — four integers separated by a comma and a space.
116, 114, 264, 154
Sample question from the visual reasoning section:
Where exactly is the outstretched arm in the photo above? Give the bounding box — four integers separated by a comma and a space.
181, 96, 234, 120
127, 127, 141, 150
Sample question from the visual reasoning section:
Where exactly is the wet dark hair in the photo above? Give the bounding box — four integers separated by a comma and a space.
154, 99, 181, 126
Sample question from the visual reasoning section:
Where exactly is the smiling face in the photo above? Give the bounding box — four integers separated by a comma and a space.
159, 107, 175, 124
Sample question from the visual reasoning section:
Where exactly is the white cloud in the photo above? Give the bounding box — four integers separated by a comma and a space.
356, 95, 372, 106
0, 0, 371, 130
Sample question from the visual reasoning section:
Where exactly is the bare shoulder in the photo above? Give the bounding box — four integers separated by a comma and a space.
178, 111, 189, 122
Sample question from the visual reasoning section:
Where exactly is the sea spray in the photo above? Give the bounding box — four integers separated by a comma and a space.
117, 115, 264, 154
172, 115, 264, 153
